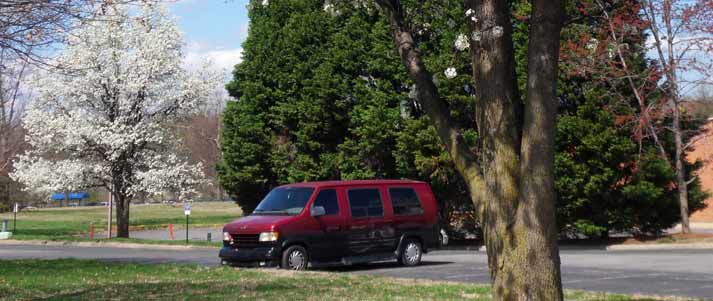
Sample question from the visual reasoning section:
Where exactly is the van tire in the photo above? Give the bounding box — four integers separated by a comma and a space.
398, 239, 422, 267
281, 245, 308, 271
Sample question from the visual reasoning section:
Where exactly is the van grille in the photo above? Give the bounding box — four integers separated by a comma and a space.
232, 234, 261, 247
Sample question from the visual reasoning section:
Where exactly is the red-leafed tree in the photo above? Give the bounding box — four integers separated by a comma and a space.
565, 3, 671, 169
580, 0, 713, 234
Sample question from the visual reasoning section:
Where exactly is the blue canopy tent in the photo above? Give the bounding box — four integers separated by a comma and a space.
51, 192, 90, 207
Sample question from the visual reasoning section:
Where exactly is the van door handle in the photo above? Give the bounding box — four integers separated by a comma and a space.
326, 226, 341, 231
350, 225, 367, 230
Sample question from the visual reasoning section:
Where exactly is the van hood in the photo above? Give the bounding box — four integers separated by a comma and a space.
223, 215, 295, 234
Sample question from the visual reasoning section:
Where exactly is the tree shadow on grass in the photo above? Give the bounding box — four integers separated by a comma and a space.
34, 280, 296, 300
317, 260, 453, 272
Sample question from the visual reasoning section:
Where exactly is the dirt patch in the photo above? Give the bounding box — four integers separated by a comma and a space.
669, 232, 713, 239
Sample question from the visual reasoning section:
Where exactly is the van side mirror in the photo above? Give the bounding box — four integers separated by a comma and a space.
311, 206, 326, 217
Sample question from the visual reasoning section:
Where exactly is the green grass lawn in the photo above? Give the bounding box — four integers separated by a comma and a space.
0, 259, 692, 301
0, 202, 241, 242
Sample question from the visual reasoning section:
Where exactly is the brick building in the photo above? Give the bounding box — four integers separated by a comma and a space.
687, 119, 713, 222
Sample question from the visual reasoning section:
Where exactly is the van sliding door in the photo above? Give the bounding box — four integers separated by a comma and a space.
346, 188, 384, 256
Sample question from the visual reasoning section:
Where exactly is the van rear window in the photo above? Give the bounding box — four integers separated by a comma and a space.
389, 187, 423, 216
347, 189, 383, 218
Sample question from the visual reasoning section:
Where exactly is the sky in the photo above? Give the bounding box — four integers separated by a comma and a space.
169, 0, 250, 77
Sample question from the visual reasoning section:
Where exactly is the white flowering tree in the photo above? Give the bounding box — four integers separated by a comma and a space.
11, 3, 215, 238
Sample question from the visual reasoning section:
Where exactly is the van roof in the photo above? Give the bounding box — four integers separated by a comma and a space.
280, 179, 426, 188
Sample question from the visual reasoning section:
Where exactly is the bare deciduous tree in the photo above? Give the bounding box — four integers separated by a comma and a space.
0, 51, 30, 209
0, 58, 27, 168
642, 0, 713, 234
178, 113, 225, 200
0, 0, 151, 65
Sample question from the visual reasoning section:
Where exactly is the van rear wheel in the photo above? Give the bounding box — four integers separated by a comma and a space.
281, 245, 308, 271
398, 239, 422, 267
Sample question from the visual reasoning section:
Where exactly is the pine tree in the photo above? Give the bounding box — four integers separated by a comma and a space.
219, 0, 705, 237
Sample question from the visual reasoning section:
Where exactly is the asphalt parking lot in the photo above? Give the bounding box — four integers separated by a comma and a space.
0, 243, 711, 299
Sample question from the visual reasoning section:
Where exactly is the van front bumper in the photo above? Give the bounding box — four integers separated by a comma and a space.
219, 245, 281, 266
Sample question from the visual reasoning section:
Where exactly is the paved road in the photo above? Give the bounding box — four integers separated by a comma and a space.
92, 224, 713, 241
108, 227, 223, 241
1, 244, 711, 299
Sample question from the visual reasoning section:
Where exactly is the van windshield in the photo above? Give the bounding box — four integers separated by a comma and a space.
253, 187, 315, 215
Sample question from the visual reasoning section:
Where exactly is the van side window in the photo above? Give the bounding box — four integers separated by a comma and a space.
347, 189, 383, 218
389, 187, 423, 216
313, 189, 339, 215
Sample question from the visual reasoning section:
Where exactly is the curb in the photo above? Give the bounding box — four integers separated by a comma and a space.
605, 242, 713, 251
0, 239, 218, 251
437, 245, 485, 251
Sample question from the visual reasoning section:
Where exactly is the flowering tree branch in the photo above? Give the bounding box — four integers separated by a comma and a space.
374, 0, 486, 198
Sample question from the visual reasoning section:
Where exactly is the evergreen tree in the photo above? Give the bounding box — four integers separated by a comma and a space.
218, 1, 411, 213
219, 0, 705, 237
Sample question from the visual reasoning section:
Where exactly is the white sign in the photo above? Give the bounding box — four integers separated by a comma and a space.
184, 202, 191, 216
13, 203, 18, 213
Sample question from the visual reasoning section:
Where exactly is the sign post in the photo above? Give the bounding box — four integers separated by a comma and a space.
184, 202, 191, 243
13, 202, 18, 232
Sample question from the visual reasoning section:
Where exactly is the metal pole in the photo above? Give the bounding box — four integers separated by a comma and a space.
185, 215, 189, 243
108, 189, 113, 239
13, 205, 16, 232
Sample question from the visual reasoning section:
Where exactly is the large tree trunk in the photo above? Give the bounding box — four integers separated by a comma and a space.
509, 1, 564, 298
466, 1, 527, 299
468, 1, 563, 299
377, 0, 564, 300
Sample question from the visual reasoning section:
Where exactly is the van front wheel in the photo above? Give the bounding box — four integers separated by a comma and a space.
398, 239, 422, 266
281, 245, 308, 271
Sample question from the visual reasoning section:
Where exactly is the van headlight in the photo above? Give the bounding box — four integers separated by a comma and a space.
258, 231, 279, 242
223, 232, 232, 242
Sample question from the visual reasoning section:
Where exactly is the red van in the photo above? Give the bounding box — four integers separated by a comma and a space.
219, 180, 443, 270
